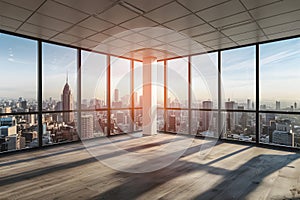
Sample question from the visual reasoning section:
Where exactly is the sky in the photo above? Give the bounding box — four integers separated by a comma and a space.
1, 32, 300, 107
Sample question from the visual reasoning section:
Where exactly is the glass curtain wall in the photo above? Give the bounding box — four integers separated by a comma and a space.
1, 31, 300, 152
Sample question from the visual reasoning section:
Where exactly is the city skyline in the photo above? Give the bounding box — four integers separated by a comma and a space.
1, 33, 300, 106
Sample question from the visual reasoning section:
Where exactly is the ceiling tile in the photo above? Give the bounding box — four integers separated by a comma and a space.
120, 16, 157, 30
156, 32, 187, 43
193, 31, 226, 43
27, 13, 72, 32
263, 21, 300, 35
88, 32, 110, 43
52, 33, 82, 43
121, 33, 150, 43
97, 4, 138, 25
54, 0, 115, 15
139, 27, 173, 38
164, 14, 204, 31
137, 39, 164, 48
249, 0, 300, 20
19, 23, 59, 38
104, 38, 131, 47
268, 29, 300, 40
0, 16, 22, 29
169, 38, 200, 49
221, 22, 259, 36
180, 23, 215, 37
123, 0, 173, 12
236, 36, 268, 45
65, 25, 97, 38
78, 16, 114, 32
214, 42, 236, 49
102, 26, 129, 36
0, 1, 32, 21
203, 37, 232, 47
177, 0, 230, 12
1, 0, 45, 11
37, 0, 88, 24
73, 39, 99, 48
17, 29, 50, 40
197, 0, 246, 22
229, 30, 265, 41
257, 10, 300, 28
0, 25, 16, 32
209, 12, 252, 29
144, 2, 190, 24
241, 0, 278, 10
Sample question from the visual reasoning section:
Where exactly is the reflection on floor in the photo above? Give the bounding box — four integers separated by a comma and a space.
1, 133, 300, 200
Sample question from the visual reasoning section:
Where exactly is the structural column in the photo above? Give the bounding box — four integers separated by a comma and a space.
143, 56, 157, 136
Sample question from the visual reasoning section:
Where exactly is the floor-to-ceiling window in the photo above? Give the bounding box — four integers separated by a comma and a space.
191, 52, 218, 137
0, 33, 38, 151
42, 43, 78, 145
260, 38, 300, 147
221, 46, 256, 142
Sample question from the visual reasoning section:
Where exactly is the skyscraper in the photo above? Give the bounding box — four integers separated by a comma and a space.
276, 101, 280, 110
61, 75, 74, 123
81, 115, 93, 139
201, 101, 213, 131
114, 89, 119, 102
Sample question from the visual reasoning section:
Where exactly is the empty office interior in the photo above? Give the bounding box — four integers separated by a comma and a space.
1, 0, 300, 199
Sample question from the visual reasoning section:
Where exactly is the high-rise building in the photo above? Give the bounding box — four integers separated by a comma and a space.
201, 101, 213, 131
294, 102, 297, 109
116, 111, 125, 124
114, 89, 119, 102
81, 115, 94, 139
225, 101, 236, 131
61, 76, 74, 123
276, 101, 280, 110
247, 99, 251, 110
169, 115, 176, 132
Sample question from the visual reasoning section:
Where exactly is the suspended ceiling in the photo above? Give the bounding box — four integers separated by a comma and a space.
0, 0, 300, 60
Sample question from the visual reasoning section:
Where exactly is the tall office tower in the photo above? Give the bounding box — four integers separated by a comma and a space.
276, 101, 280, 110
169, 115, 176, 132
61, 76, 74, 123
225, 101, 236, 131
247, 99, 251, 110
81, 115, 94, 139
202, 101, 213, 131
114, 89, 119, 102
294, 102, 297, 109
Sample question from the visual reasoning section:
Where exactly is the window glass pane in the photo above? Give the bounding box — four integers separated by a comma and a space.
42, 43, 77, 112
81, 111, 108, 139
111, 57, 131, 108
43, 112, 78, 145
222, 111, 256, 142
260, 113, 300, 148
191, 53, 218, 109
81, 51, 107, 109
221, 46, 256, 110
166, 110, 189, 134
167, 58, 188, 108
134, 109, 142, 131
111, 110, 132, 134
134, 61, 142, 108
0, 34, 37, 113
260, 38, 300, 111
157, 61, 164, 107
191, 111, 218, 137
157, 108, 164, 131
0, 114, 38, 152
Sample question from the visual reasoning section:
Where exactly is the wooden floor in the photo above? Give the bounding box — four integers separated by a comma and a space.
1, 133, 300, 200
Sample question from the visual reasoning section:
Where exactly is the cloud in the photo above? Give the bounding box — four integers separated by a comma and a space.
260, 50, 300, 66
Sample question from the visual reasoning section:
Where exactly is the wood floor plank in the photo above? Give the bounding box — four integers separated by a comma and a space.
0, 134, 300, 200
